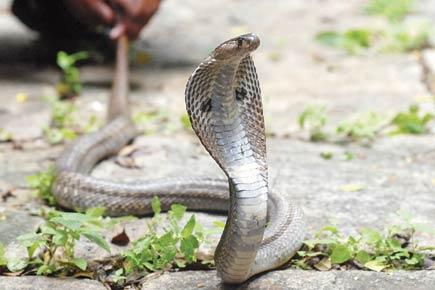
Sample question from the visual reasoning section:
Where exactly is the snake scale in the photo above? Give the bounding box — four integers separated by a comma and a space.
52, 33, 305, 284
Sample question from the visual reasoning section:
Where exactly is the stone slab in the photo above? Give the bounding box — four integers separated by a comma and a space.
140, 270, 435, 290
0, 277, 106, 290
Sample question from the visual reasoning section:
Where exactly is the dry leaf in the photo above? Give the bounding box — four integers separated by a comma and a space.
340, 183, 365, 192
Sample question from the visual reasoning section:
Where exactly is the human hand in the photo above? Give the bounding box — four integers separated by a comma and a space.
110, 0, 161, 40
64, 0, 160, 40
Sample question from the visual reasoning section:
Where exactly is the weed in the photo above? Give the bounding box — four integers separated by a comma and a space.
0, 128, 13, 142
26, 167, 56, 206
56, 51, 89, 98
122, 197, 211, 275
0, 242, 6, 268
343, 151, 354, 161
380, 21, 432, 53
291, 214, 434, 271
320, 152, 333, 160
364, 0, 415, 23
133, 110, 193, 135
336, 111, 388, 143
316, 0, 430, 54
298, 106, 329, 142
180, 113, 192, 131
43, 95, 99, 144
316, 29, 375, 54
15, 208, 110, 275
390, 104, 433, 134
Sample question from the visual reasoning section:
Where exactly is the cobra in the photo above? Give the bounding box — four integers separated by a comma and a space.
52, 33, 305, 284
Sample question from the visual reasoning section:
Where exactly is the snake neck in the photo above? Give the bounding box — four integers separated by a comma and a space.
210, 61, 268, 284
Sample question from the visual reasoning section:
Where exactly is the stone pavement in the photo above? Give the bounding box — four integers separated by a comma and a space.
0, 0, 435, 289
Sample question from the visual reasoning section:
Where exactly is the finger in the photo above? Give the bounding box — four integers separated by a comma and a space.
111, 0, 138, 16
91, 1, 115, 24
110, 23, 126, 39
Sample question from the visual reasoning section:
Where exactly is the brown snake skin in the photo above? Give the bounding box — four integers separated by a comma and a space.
52, 34, 305, 284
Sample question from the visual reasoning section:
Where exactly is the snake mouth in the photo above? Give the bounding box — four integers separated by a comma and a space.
212, 33, 260, 60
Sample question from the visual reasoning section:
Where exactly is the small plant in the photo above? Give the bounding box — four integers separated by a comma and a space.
15, 208, 110, 275
43, 95, 99, 144
343, 151, 354, 161
364, 0, 415, 23
43, 95, 77, 144
315, 29, 374, 54
298, 106, 329, 142
133, 110, 171, 135
133, 110, 193, 134
122, 197, 210, 276
180, 113, 192, 131
316, 0, 430, 54
56, 51, 89, 98
320, 152, 333, 160
0, 128, 13, 142
390, 104, 433, 134
0, 242, 6, 268
380, 20, 432, 53
291, 214, 434, 271
26, 167, 56, 206
336, 111, 388, 143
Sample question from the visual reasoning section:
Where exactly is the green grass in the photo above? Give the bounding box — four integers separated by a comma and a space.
26, 167, 56, 206
336, 111, 388, 143
298, 106, 329, 142
315, 0, 431, 54
364, 0, 415, 23
315, 29, 375, 54
291, 213, 435, 271
56, 51, 89, 98
390, 104, 433, 134
9, 208, 110, 274
121, 197, 213, 278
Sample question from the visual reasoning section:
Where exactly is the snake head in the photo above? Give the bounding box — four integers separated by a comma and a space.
212, 33, 260, 61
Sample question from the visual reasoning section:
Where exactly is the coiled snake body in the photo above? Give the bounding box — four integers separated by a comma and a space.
52, 34, 305, 284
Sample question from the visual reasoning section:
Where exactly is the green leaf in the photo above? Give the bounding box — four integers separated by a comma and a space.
339, 183, 365, 192
320, 152, 333, 160
355, 250, 372, 264
320, 226, 339, 235
181, 215, 196, 239
85, 207, 106, 218
50, 217, 82, 230
330, 244, 352, 264
360, 228, 383, 245
82, 231, 111, 253
386, 238, 403, 251
315, 32, 342, 47
7, 257, 28, 272
343, 151, 354, 161
180, 114, 192, 130
151, 196, 161, 215
157, 231, 177, 248
405, 257, 420, 265
170, 204, 186, 220
72, 257, 87, 270
390, 104, 433, 135
213, 221, 226, 229
364, 0, 415, 22
180, 235, 199, 262
0, 242, 7, 266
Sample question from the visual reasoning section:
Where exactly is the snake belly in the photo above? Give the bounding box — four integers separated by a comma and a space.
52, 33, 305, 284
